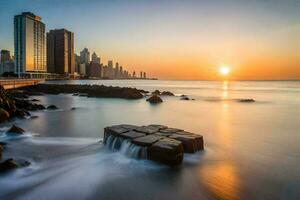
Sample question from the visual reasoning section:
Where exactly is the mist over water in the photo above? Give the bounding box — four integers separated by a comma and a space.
1, 80, 299, 200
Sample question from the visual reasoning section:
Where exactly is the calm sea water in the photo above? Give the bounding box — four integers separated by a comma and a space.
0, 80, 299, 200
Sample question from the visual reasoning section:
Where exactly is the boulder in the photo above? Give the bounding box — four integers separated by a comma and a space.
159, 128, 182, 134
238, 99, 255, 103
30, 115, 38, 119
71, 107, 76, 110
169, 133, 203, 153
132, 135, 161, 146
0, 158, 30, 173
148, 124, 168, 130
161, 91, 174, 96
133, 126, 160, 134
0, 108, 10, 123
152, 90, 161, 95
13, 109, 30, 118
146, 95, 163, 104
148, 138, 184, 166
0, 159, 18, 172
6, 125, 25, 135
103, 124, 205, 166
180, 96, 190, 100
104, 125, 130, 143
121, 130, 146, 140
47, 105, 58, 110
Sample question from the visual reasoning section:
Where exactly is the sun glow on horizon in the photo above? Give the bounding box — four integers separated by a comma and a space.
219, 66, 231, 76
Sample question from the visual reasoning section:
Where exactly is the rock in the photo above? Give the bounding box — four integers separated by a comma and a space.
148, 138, 184, 166
133, 126, 160, 134
238, 99, 255, 103
148, 124, 168, 130
21, 84, 144, 100
6, 125, 25, 135
132, 135, 161, 146
0, 159, 18, 172
13, 109, 30, 118
103, 124, 204, 166
71, 107, 76, 110
30, 99, 40, 102
169, 133, 204, 153
47, 105, 58, 110
104, 125, 130, 143
176, 131, 204, 151
159, 128, 182, 134
152, 90, 161, 95
121, 130, 146, 140
180, 96, 190, 100
0, 108, 10, 123
30, 115, 38, 119
146, 95, 163, 104
0, 158, 30, 173
161, 91, 174, 96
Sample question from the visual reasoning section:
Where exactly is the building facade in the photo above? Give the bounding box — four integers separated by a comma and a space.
91, 52, 100, 64
80, 48, 90, 64
47, 29, 75, 74
14, 12, 46, 76
0, 50, 11, 63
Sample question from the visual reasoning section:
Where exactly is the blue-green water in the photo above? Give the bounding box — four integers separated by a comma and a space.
0, 80, 299, 200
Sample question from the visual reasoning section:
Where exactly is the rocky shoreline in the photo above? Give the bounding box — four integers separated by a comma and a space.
21, 84, 147, 99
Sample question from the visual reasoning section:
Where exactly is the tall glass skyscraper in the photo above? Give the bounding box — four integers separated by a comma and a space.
14, 12, 46, 76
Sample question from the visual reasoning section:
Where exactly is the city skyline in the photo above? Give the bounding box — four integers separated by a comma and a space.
1, 0, 300, 80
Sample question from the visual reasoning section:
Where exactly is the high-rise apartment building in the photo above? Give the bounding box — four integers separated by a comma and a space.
91, 52, 100, 64
14, 12, 46, 76
0, 50, 11, 63
80, 48, 90, 64
47, 29, 75, 74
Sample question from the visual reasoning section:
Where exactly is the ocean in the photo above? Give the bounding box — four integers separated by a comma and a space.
0, 80, 299, 200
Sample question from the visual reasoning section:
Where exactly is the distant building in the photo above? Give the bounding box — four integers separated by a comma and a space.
0, 61, 15, 75
79, 63, 86, 75
119, 66, 123, 78
74, 53, 80, 73
14, 12, 46, 77
91, 52, 100, 64
0, 50, 11, 63
80, 48, 90, 64
102, 65, 108, 78
140, 71, 143, 79
115, 62, 119, 78
143, 72, 146, 79
133, 71, 136, 78
47, 29, 75, 74
87, 62, 101, 77
107, 60, 114, 78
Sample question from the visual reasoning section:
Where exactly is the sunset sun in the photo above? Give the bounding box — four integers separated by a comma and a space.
219, 66, 230, 76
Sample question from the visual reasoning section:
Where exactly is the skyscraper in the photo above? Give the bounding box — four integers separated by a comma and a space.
14, 12, 46, 76
80, 48, 90, 64
115, 62, 119, 78
0, 50, 11, 63
47, 29, 75, 74
91, 52, 100, 64
108, 60, 113, 78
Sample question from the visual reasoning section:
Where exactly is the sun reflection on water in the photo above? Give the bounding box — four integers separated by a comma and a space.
199, 162, 241, 200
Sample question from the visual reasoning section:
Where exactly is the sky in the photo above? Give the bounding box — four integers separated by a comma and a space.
0, 0, 300, 80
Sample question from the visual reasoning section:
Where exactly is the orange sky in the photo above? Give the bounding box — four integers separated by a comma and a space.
1, 0, 300, 80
